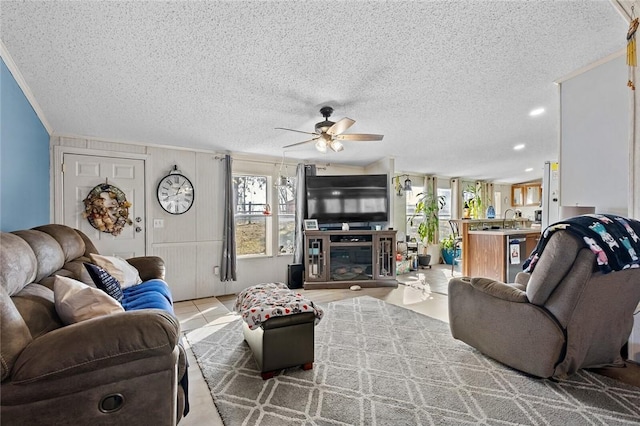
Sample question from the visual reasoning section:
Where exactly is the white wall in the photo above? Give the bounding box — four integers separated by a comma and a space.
560, 55, 629, 215
52, 136, 229, 301
52, 136, 395, 300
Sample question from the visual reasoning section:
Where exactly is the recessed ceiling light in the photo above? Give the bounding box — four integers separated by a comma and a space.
513, 144, 525, 150
529, 108, 545, 116
525, 168, 534, 172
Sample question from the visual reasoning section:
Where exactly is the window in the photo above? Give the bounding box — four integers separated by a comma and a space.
234, 173, 296, 257
437, 188, 452, 239
405, 186, 423, 239
234, 175, 270, 256
494, 191, 502, 217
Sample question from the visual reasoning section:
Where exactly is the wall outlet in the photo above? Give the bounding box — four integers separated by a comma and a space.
214, 266, 220, 276
153, 219, 164, 228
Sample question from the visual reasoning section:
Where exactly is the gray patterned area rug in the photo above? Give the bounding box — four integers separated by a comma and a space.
187, 296, 640, 425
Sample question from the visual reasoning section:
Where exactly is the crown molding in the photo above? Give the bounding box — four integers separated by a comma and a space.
0, 39, 52, 135
554, 48, 626, 84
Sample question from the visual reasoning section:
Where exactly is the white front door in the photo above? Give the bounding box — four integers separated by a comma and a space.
63, 153, 145, 258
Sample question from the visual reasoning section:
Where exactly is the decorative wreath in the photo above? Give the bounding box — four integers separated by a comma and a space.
82, 183, 133, 236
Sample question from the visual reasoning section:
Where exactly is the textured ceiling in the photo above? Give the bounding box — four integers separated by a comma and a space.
0, 1, 627, 183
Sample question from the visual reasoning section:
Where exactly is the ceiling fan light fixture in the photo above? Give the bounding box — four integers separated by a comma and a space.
279, 106, 384, 153
315, 139, 327, 153
329, 140, 344, 152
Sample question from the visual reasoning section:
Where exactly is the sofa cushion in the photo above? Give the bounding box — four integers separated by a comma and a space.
33, 224, 86, 262
13, 284, 63, 339
526, 231, 585, 306
53, 276, 124, 325
1, 285, 32, 381
90, 254, 142, 288
10, 309, 179, 384
84, 263, 124, 302
470, 277, 529, 303
61, 258, 95, 285
0, 233, 38, 296
11, 230, 65, 282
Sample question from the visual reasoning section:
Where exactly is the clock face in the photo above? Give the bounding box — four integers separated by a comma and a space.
157, 173, 194, 215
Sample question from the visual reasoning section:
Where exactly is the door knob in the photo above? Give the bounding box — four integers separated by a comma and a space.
135, 217, 142, 223
135, 226, 142, 233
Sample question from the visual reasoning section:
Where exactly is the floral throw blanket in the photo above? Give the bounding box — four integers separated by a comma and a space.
523, 214, 640, 274
234, 282, 324, 330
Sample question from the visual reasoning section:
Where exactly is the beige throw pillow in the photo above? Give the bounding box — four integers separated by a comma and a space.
90, 254, 143, 288
53, 275, 124, 325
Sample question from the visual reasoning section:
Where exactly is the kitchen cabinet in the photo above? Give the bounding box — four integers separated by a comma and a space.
511, 182, 542, 207
526, 233, 541, 257
511, 186, 524, 206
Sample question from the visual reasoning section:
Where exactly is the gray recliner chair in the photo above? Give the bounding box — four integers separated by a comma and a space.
448, 230, 640, 379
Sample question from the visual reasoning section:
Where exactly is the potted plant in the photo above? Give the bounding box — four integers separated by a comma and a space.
409, 190, 445, 266
440, 234, 458, 265
465, 184, 483, 219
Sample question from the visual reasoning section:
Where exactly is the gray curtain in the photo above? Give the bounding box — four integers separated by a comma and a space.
292, 163, 316, 264
221, 154, 237, 281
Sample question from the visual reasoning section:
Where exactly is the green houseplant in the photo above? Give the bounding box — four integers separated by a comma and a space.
440, 234, 458, 265
465, 184, 483, 219
409, 191, 445, 266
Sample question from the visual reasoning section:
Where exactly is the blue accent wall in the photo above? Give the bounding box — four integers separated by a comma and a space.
1, 58, 50, 231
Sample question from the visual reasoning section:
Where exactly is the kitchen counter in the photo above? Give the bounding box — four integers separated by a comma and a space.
468, 229, 541, 236
451, 219, 541, 281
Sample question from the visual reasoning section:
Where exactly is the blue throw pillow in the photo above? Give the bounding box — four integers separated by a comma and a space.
84, 263, 124, 303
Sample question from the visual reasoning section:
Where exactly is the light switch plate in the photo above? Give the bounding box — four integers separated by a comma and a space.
153, 219, 164, 228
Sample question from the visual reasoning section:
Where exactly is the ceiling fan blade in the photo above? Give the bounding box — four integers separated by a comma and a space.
283, 138, 319, 148
327, 118, 355, 135
275, 127, 319, 136
334, 133, 384, 141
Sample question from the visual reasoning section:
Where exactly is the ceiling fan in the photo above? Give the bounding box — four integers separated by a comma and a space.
276, 106, 384, 153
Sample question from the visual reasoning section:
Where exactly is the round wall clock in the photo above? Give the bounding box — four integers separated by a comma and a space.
157, 170, 194, 215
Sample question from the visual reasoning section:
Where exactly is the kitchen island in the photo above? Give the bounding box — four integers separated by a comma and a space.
451, 219, 541, 282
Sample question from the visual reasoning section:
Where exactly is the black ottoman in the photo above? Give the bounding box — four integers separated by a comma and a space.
242, 311, 315, 380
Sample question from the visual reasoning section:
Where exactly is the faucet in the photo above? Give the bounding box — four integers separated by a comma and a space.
503, 208, 515, 229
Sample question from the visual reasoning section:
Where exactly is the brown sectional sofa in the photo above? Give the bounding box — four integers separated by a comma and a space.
1, 224, 187, 425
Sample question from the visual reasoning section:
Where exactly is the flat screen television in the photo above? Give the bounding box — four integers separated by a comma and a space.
305, 174, 389, 223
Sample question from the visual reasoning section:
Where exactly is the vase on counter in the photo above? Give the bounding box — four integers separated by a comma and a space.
486, 205, 496, 219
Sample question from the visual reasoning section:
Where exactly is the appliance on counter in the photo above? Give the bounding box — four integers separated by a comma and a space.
534, 209, 542, 223
542, 161, 560, 229
506, 236, 527, 283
